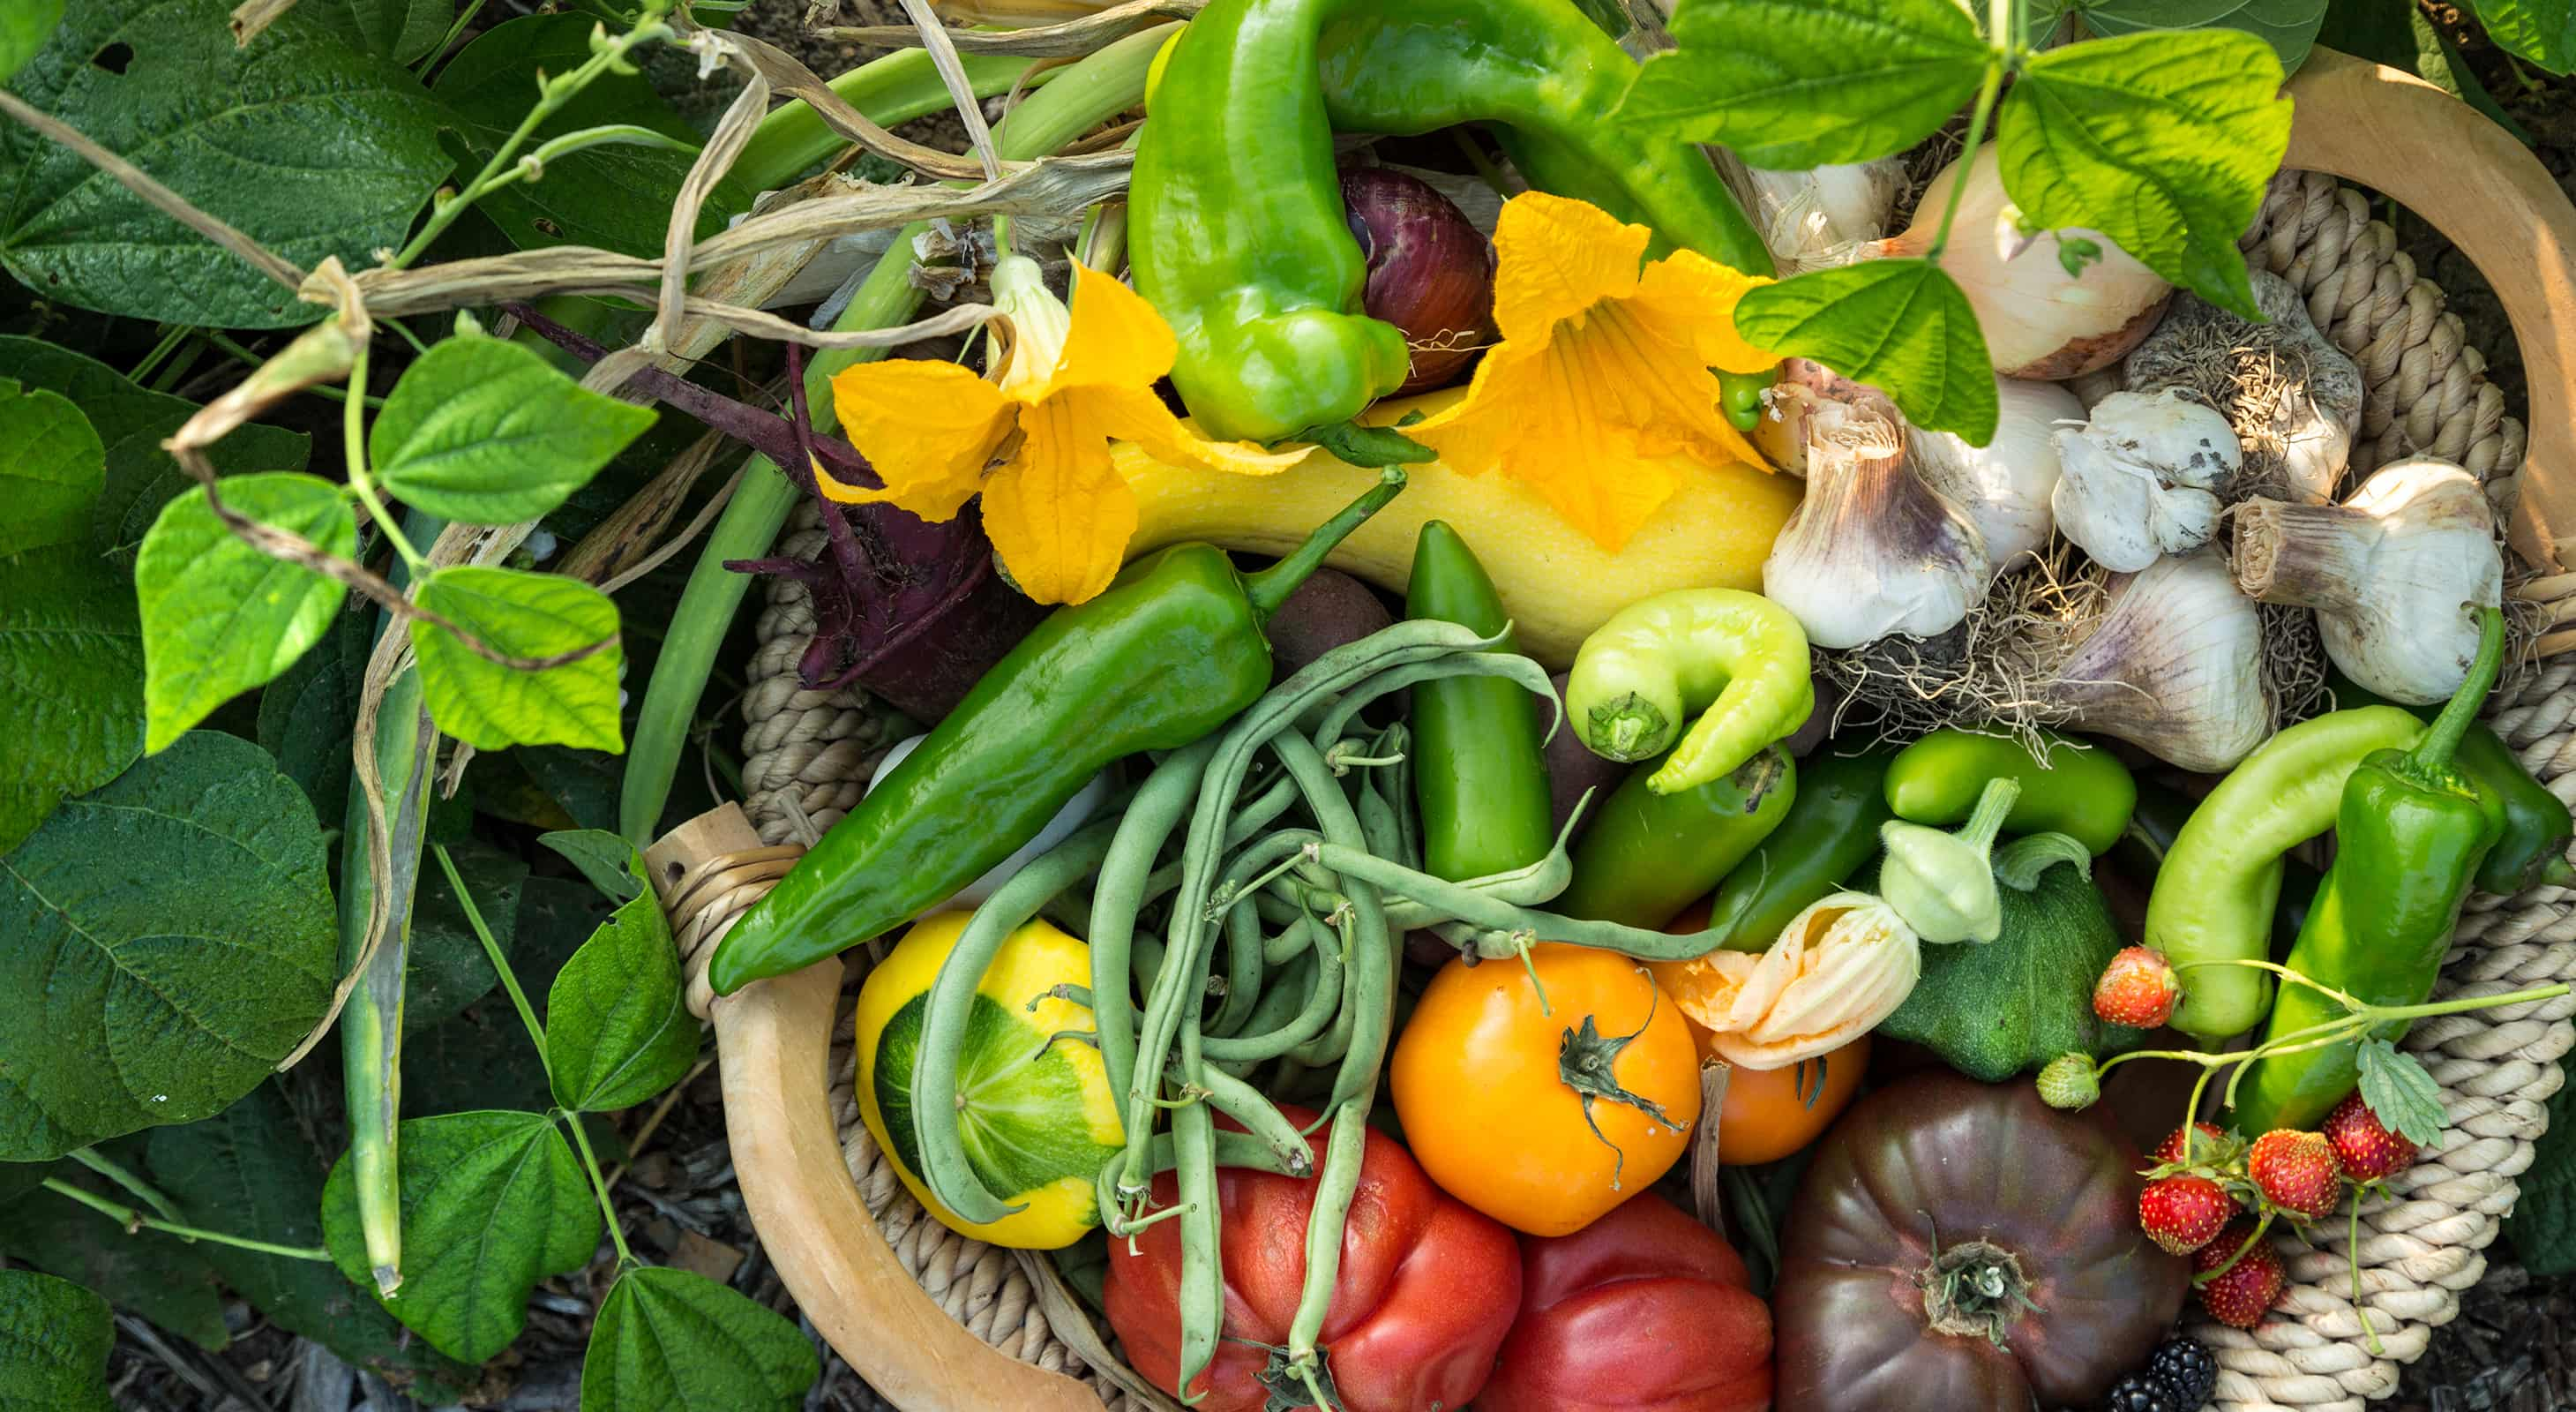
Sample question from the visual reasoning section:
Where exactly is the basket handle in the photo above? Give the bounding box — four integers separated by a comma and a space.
2284, 46, 2576, 572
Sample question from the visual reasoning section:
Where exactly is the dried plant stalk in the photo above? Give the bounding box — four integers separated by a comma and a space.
831, 0, 1206, 56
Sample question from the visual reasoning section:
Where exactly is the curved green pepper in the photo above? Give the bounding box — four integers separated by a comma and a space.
2326, 668, 2575, 895
708, 474, 1407, 994
2232, 612, 2511, 1134
1563, 588, 1814, 797
1407, 522, 1554, 882
2112, 783, 2320, 958
1702, 747, 1894, 952
1883, 728, 2136, 856
1556, 747, 1795, 929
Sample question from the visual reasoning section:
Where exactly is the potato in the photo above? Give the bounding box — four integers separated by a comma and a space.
1265, 567, 1396, 681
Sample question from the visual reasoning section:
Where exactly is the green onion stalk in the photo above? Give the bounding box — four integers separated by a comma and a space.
619, 24, 1177, 845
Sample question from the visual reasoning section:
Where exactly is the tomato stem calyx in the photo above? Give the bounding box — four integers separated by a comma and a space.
1558, 990, 1690, 1192
1918, 1236, 2043, 1348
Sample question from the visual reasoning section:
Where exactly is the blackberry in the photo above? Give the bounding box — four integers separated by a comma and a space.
2098, 1374, 2169, 1412
2148, 1336, 2218, 1409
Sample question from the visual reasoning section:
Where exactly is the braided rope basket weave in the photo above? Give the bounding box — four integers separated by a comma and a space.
646, 48, 2576, 1412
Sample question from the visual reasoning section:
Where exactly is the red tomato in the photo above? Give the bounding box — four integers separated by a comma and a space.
1101, 1105, 1521, 1412
1480, 1192, 1774, 1412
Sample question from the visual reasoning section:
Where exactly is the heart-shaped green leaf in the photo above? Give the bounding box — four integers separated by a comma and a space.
0, 1268, 115, 1412
0, 731, 334, 1161
547, 839, 695, 1113
0, 379, 103, 557
2051, 0, 2329, 70
2470, 0, 2576, 74
1999, 28, 2292, 319
582, 1266, 820, 1412
1621, 0, 1988, 167
136, 473, 356, 753
0, 545, 140, 854
541, 829, 647, 904
1734, 259, 1999, 443
303, 0, 451, 63
321, 1109, 602, 1363
370, 336, 657, 525
411, 566, 624, 754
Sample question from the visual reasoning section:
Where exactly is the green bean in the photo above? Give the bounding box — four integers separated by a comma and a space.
1172, 1025, 1223, 1398
1205, 924, 1342, 1064
909, 817, 1121, 1225
1207, 884, 1267, 1038
1285, 1105, 1371, 1373
1300, 840, 1751, 961
1263, 913, 1320, 967
1145, 1128, 1302, 1177
1181, 1059, 1314, 1177
1286, 906, 1362, 1069
1306, 651, 1559, 757
1089, 739, 1217, 1111
1268, 734, 1397, 1118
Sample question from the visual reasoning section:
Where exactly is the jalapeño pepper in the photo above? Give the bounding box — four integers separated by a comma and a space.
1555, 747, 1795, 929
1700, 747, 1894, 952
1407, 522, 1553, 881
2230, 610, 2511, 1135
708, 473, 1406, 995
2325, 668, 2575, 895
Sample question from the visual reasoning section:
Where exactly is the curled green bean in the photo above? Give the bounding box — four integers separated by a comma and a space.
1089, 739, 1217, 1114
1205, 921, 1342, 1064
1181, 1059, 1314, 1176
1268, 733, 1397, 1118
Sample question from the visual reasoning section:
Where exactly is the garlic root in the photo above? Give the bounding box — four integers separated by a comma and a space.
2032, 549, 2272, 771
2123, 271, 2363, 504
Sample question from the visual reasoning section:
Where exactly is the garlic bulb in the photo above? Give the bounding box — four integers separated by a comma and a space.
1910, 377, 2086, 574
2050, 389, 2242, 572
1878, 146, 2173, 379
2033, 550, 2272, 771
1739, 159, 1910, 273
2123, 272, 2362, 504
1763, 387, 1990, 649
1751, 357, 1877, 477
2234, 458, 2505, 704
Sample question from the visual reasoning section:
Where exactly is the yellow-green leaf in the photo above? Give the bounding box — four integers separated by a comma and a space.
410, 566, 624, 754
1734, 259, 1999, 444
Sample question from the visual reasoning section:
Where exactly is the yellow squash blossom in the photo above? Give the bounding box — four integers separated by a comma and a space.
822, 255, 1307, 605
1651, 891, 1921, 1070
1411, 191, 1779, 552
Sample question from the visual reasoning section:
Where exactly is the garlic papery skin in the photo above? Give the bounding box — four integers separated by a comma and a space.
2036, 550, 2272, 771
1740, 159, 1909, 273
1763, 391, 1991, 649
1910, 377, 2086, 575
1879, 146, 2173, 379
2050, 389, 2242, 572
2123, 272, 2362, 504
2234, 458, 2505, 704
1752, 357, 1881, 477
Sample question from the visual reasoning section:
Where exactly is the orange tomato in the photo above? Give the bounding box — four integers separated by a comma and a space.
1391, 943, 1704, 1237
1655, 898, 1866, 1165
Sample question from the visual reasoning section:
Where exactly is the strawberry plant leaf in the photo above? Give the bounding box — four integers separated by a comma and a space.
1999, 28, 2292, 319
582, 1266, 820, 1412
0, 0, 450, 327
0, 731, 335, 1162
371, 336, 658, 524
0, 337, 311, 560
0, 1268, 116, 1412
320, 1109, 602, 1363
410, 566, 625, 754
2469, 0, 2576, 74
0, 545, 141, 857
1734, 258, 2000, 443
546, 839, 695, 1113
542, 829, 647, 903
0, 379, 102, 557
2355, 1038, 2447, 1147
135, 473, 356, 754
1620, 0, 1988, 167
146, 1083, 477, 1393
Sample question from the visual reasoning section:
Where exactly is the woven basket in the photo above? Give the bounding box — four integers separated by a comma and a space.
647, 48, 2576, 1412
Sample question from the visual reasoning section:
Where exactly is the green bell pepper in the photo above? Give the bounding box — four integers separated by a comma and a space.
2325, 667, 2575, 895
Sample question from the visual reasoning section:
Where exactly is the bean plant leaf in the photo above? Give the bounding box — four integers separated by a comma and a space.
0, 379, 102, 556
370, 335, 658, 523
257, 604, 369, 821
2412, 8, 2538, 143
303, 0, 453, 63
2512, 1074, 2576, 1273
541, 829, 646, 903
411, 566, 625, 754
582, 1266, 821, 1412
0, 731, 335, 1162
2355, 1038, 2448, 1147
0, 0, 450, 327
0, 0, 61, 87
431, 14, 744, 256
0, 337, 311, 560
1734, 258, 1999, 443
1998, 27, 2293, 319
2470, 0, 2576, 74
320, 1110, 602, 1363
546, 839, 695, 1113
135, 473, 356, 754
0, 1168, 228, 1351
1620, 0, 1989, 167
2050, 0, 2328, 69
0, 545, 140, 856
407, 840, 530, 1033
146, 1082, 477, 1392
0, 1268, 116, 1412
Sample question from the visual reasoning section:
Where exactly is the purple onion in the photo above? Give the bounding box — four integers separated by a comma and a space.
1341, 165, 1495, 394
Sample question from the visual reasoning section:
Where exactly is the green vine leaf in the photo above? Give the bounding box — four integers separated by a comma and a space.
135, 473, 356, 754
2051, 0, 2330, 71
547, 838, 695, 1113
1998, 27, 2293, 319
541, 829, 647, 903
1620, 0, 1989, 167
370, 335, 658, 524
410, 565, 625, 754
2469, 0, 2576, 75
256, 604, 367, 821
1734, 259, 2000, 443
0, 0, 61, 87
320, 1109, 602, 1363
582, 1266, 821, 1412
303, 0, 452, 64
0, 732, 335, 1161
0, 0, 450, 327
0, 545, 141, 856
0, 1268, 116, 1412
0, 379, 102, 557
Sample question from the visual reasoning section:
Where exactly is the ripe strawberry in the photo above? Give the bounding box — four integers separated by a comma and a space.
2153, 1120, 2228, 1168
2093, 947, 2181, 1028
2324, 1093, 2420, 1183
2248, 1129, 2343, 1220
2138, 1174, 2234, 1254
2194, 1221, 2285, 1328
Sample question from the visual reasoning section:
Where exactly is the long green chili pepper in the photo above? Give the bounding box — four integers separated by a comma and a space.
1556, 747, 1795, 928
1701, 747, 1895, 952
2325, 668, 2576, 894
1408, 522, 1554, 881
2231, 611, 2512, 1134
1563, 589, 1816, 796
2114, 783, 2321, 958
